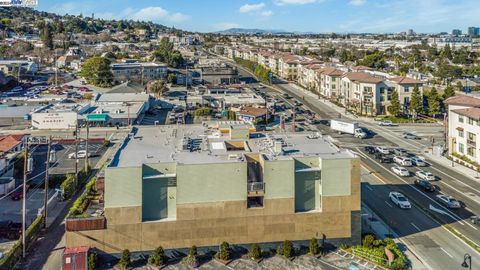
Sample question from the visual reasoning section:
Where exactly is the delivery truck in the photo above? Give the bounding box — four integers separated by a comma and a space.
330, 119, 367, 139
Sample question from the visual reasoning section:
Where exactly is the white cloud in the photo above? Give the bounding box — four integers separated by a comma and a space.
349, 0, 366, 6
260, 10, 274, 17
127, 7, 190, 23
273, 0, 318, 5
239, 3, 265, 13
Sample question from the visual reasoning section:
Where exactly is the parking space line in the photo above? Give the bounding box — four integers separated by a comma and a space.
365, 185, 373, 191
440, 247, 453, 258
385, 201, 393, 208
411, 222, 421, 232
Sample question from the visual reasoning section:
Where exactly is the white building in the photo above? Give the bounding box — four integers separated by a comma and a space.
445, 95, 480, 164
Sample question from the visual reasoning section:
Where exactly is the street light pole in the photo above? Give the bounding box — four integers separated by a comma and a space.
43, 136, 51, 229
22, 138, 28, 258
462, 253, 472, 270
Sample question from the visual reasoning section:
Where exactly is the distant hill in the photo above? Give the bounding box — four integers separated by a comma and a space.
217, 28, 294, 35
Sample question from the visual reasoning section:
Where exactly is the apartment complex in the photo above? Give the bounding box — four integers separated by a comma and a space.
446, 95, 480, 163
225, 45, 423, 115
66, 122, 361, 252
110, 62, 167, 84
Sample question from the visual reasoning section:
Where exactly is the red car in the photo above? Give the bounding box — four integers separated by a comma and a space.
10, 184, 30, 201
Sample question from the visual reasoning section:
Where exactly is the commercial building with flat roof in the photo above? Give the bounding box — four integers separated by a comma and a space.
66, 122, 361, 252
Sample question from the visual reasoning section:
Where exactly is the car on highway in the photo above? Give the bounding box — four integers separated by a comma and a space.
416, 170, 435, 181
364, 145, 376, 154
374, 152, 393, 163
436, 195, 461, 209
10, 184, 30, 201
414, 179, 436, 192
393, 156, 412, 166
403, 132, 421, 140
411, 156, 427, 167
68, 150, 89, 159
393, 148, 408, 156
375, 146, 390, 154
389, 192, 411, 209
379, 120, 397, 126
391, 166, 410, 176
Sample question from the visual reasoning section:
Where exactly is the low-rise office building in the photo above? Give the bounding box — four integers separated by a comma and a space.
66, 123, 361, 252
200, 66, 239, 85
111, 62, 167, 84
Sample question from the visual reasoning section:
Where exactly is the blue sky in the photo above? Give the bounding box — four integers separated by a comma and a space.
36, 0, 480, 33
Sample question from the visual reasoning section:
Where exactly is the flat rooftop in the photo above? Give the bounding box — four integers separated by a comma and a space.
111, 124, 354, 168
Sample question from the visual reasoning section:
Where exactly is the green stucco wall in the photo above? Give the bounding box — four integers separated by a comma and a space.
105, 166, 142, 208
142, 178, 168, 221
263, 160, 294, 199
294, 157, 321, 212
321, 158, 351, 196
176, 162, 247, 204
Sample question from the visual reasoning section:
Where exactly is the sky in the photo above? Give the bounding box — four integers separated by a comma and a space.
36, 0, 480, 34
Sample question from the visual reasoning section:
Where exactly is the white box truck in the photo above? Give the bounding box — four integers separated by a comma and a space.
330, 119, 367, 139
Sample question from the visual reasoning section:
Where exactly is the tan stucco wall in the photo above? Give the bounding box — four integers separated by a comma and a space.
67, 196, 356, 252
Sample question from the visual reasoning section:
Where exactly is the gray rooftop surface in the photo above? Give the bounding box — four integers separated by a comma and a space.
111, 124, 354, 168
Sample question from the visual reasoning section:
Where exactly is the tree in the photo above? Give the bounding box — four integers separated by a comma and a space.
88, 252, 97, 270
363, 235, 375, 249
456, 81, 463, 92
167, 73, 177, 84
440, 44, 453, 60
148, 246, 165, 266
118, 249, 131, 270
216, 242, 231, 261
388, 90, 401, 117
79, 57, 113, 87
443, 85, 455, 100
41, 23, 53, 49
147, 80, 166, 96
184, 245, 199, 267
282, 240, 294, 258
309, 238, 319, 256
248, 243, 262, 260
428, 87, 441, 116
410, 85, 423, 115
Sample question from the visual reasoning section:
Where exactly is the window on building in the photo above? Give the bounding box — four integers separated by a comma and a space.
459, 143, 464, 154
380, 87, 385, 94
458, 130, 464, 137
380, 96, 385, 102
459, 116, 464, 123
468, 132, 476, 141
468, 118, 474, 125
404, 87, 410, 93
468, 146, 476, 158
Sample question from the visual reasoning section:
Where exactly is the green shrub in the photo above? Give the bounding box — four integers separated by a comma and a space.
309, 238, 319, 255
276, 244, 284, 256
148, 246, 165, 266
184, 245, 199, 267
118, 249, 131, 269
194, 107, 213, 117
103, 139, 111, 147
88, 252, 97, 270
363, 234, 375, 249
282, 240, 294, 258
248, 243, 261, 260
216, 241, 231, 261
60, 174, 76, 200
339, 243, 350, 250
67, 177, 97, 218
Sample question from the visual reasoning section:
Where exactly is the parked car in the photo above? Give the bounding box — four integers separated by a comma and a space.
416, 170, 435, 181
393, 148, 408, 156
436, 195, 461, 209
391, 166, 410, 176
411, 157, 427, 167
403, 132, 421, 140
393, 156, 412, 166
68, 150, 89, 159
375, 153, 393, 163
364, 145, 376, 154
414, 179, 436, 192
389, 192, 411, 209
379, 120, 397, 126
10, 184, 30, 201
375, 146, 390, 154
471, 216, 480, 225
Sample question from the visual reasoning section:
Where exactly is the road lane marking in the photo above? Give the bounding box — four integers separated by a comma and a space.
411, 222, 421, 232
440, 247, 454, 258
358, 148, 477, 230
385, 200, 393, 208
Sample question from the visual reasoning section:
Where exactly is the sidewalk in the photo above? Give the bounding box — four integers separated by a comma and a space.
362, 203, 429, 270
424, 152, 480, 184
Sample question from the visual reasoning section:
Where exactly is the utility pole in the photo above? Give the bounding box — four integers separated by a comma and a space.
44, 136, 51, 229
74, 123, 79, 188
22, 139, 28, 258
85, 121, 89, 172
54, 49, 58, 88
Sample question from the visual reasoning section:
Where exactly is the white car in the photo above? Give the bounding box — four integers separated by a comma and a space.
389, 192, 411, 209
436, 195, 461, 209
379, 120, 394, 126
375, 146, 390, 154
68, 150, 88, 159
416, 170, 435, 181
393, 156, 412, 166
411, 157, 427, 167
391, 166, 410, 177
